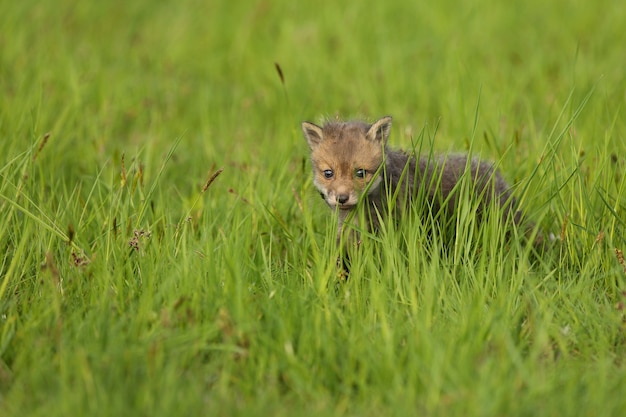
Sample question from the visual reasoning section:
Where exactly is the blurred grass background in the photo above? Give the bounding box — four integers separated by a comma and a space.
1, 0, 626, 416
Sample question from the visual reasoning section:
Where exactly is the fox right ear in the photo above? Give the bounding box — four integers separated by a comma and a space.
366, 116, 392, 144
301, 122, 324, 149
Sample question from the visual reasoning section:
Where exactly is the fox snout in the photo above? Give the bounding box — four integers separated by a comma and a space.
337, 194, 349, 204
320, 188, 358, 209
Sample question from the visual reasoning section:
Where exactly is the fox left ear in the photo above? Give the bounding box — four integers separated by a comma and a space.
366, 116, 392, 144
301, 121, 324, 149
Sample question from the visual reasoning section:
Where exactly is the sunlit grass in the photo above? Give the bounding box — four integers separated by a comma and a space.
1, 0, 626, 416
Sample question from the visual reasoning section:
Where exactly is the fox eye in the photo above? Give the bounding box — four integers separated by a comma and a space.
355, 169, 366, 178
323, 169, 334, 179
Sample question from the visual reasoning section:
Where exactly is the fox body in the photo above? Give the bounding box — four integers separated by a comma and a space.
302, 116, 522, 245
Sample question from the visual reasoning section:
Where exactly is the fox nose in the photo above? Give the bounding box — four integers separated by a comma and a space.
337, 194, 349, 205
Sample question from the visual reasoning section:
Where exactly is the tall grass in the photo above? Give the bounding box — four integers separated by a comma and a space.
1, 0, 626, 416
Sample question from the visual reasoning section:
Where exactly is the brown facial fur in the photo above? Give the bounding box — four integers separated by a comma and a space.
303, 120, 387, 209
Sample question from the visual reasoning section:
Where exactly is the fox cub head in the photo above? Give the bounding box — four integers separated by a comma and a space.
302, 116, 392, 210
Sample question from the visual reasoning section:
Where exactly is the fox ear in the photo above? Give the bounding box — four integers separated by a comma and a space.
301, 122, 324, 149
366, 116, 392, 144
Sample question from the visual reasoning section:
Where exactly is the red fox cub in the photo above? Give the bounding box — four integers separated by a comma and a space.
302, 116, 529, 247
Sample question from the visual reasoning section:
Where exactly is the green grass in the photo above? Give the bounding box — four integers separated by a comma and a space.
1, 0, 626, 415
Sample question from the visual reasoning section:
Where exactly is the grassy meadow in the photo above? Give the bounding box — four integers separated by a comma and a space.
2, 0, 626, 415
